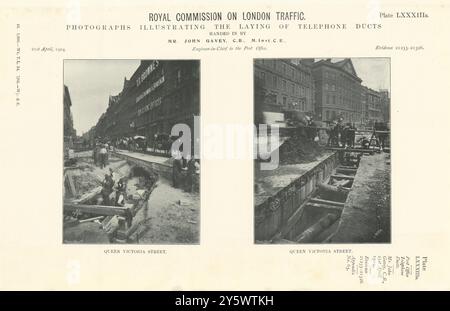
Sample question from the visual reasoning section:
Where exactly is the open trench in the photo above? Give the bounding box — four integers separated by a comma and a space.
63, 153, 200, 244
255, 151, 365, 244
63, 156, 159, 244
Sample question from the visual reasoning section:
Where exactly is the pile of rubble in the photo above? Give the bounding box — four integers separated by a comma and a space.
278, 135, 326, 165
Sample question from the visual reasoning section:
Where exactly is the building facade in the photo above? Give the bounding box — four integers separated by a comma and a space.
379, 89, 390, 123
254, 59, 315, 115
63, 85, 76, 143
312, 59, 363, 124
94, 60, 200, 144
364, 87, 384, 124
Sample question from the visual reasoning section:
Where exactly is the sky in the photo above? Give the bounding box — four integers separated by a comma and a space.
330, 58, 391, 92
64, 59, 140, 135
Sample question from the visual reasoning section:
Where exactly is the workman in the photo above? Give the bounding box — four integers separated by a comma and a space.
172, 153, 183, 188
101, 174, 115, 205
99, 144, 108, 168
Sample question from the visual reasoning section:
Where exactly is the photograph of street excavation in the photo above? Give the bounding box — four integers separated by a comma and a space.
63, 59, 200, 244
254, 58, 391, 244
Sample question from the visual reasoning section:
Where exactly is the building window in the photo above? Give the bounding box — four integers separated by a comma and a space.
193, 65, 199, 78
282, 63, 286, 74
260, 72, 266, 86
273, 75, 277, 88
176, 69, 182, 86
283, 97, 287, 106
282, 80, 287, 92
291, 83, 295, 94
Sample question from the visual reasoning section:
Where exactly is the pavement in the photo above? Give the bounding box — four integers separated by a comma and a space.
331, 152, 391, 243
134, 178, 200, 244
115, 149, 172, 165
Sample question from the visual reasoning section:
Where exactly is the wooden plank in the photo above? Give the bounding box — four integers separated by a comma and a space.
355, 130, 390, 134
64, 166, 79, 171
337, 165, 357, 169
306, 202, 344, 211
333, 179, 352, 187
318, 183, 350, 194
335, 167, 357, 174
72, 186, 102, 204
332, 178, 353, 187
64, 203, 129, 216
309, 198, 345, 207
331, 174, 355, 180
325, 147, 374, 154
317, 183, 349, 202
79, 216, 104, 223
66, 171, 77, 196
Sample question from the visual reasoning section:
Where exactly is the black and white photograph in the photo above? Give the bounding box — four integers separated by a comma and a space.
254, 58, 391, 244
63, 59, 200, 244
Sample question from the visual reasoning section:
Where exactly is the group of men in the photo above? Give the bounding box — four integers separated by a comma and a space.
115, 136, 147, 152
326, 118, 357, 148
172, 153, 200, 193
99, 168, 127, 207
93, 142, 111, 168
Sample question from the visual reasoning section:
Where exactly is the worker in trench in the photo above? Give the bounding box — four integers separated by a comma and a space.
337, 118, 345, 147
306, 116, 319, 142
101, 173, 115, 205
342, 122, 358, 148
99, 144, 108, 168
327, 121, 339, 147
172, 151, 183, 188
114, 178, 126, 207
346, 123, 356, 147
374, 121, 389, 151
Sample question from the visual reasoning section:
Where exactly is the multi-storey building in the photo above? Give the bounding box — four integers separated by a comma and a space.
365, 87, 383, 124
254, 59, 315, 115
94, 60, 200, 144
312, 58, 363, 124
134, 60, 200, 140
80, 126, 96, 147
379, 89, 390, 123
63, 85, 76, 143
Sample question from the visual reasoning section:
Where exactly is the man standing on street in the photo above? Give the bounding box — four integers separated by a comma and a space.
172, 152, 183, 188
101, 173, 114, 205
99, 144, 108, 168
184, 155, 197, 193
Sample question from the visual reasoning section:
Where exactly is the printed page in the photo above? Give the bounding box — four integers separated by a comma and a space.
0, 0, 449, 290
